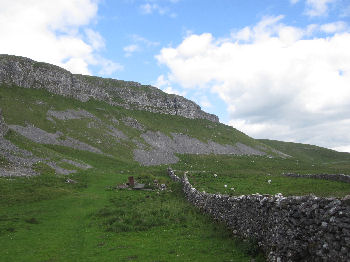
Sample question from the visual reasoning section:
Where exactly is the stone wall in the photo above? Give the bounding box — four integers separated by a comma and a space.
284, 173, 350, 184
168, 168, 350, 262
0, 55, 218, 122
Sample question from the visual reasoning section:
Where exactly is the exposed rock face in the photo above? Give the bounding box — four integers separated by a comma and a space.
134, 131, 265, 166
107, 125, 128, 140
0, 109, 8, 136
1, 113, 93, 176
168, 168, 350, 262
0, 55, 219, 122
122, 117, 145, 131
8, 124, 103, 154
0, 110, 40, 176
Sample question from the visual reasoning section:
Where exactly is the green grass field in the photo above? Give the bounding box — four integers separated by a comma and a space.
1, 85, 350, 261
0, 159, 260, 262
173, 155, 350, 197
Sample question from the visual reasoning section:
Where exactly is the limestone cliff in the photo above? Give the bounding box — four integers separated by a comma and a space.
0, 55, 219, 122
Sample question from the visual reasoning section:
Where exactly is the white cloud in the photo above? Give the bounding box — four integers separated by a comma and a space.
139, 0, 178, 17
198, 95, 212, 109
97, 57, 124, 75
0, 0, 121, 75
305, 0, 337, 17
156, 17, 350, 151
140, 3, 154, 14
85, 28, 105, 50
123, 35, 159, 57
123, 44, 140, 57
290, 0, 301, 4
332, 145, 350, 153
155, 74, 186, 96
131, 34, 160, 47
155, 74, 169, 88
140, 3, 168, 15
320, 21, 347, 33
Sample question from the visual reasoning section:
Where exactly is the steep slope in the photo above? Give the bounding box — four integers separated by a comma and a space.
0, 54, 218, 122
0, 55, 276, 177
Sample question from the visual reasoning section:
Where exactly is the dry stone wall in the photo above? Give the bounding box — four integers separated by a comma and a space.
168, 168, 350, 262
284, 173, 350, 184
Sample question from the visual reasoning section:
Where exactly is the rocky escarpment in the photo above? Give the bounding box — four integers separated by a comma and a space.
168, 168, 350, 262
0, 55, 218, 122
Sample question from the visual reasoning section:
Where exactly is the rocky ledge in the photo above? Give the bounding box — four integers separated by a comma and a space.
0, 54, 218, 122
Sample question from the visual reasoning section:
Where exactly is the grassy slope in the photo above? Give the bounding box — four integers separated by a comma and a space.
0, 84, 266, 159
1, 85, 350, 261
0, 161, 257, 262
173, 141, 350, 198
259, 139, 350, 164
0, 85, 264, 261
175, 154, 350, 197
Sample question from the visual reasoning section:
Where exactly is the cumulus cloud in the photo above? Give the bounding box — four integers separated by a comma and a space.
0, 0, 121, 75
156, 17, 350, 151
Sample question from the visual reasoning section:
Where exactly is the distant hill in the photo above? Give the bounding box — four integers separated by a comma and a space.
0, 55, 280, 177
0, 54, 218, 122
259, 139, 350, 163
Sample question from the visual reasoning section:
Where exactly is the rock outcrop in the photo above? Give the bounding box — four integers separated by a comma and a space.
0, 55, 219, 122
8, 124, 103, 154
134, 131, 265, 166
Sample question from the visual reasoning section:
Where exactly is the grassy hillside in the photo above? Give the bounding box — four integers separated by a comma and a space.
0, 84, 268, 261
176, 154, 350, 198
1, 84, 350, 261
259, 139, 350, 163
0, 84, 265, 160
177, 141, 350, 198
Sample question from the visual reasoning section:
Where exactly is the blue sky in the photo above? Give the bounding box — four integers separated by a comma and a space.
1, 0, 350, 152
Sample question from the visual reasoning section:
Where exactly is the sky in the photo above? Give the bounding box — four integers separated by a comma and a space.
0, 0, 350, 152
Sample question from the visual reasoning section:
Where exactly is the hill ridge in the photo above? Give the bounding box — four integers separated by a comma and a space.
0, 54, 218, 122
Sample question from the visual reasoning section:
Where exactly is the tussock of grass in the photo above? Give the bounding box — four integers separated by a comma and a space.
97, 190, 189, 233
